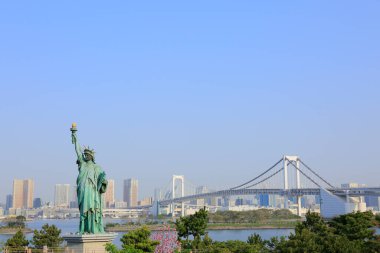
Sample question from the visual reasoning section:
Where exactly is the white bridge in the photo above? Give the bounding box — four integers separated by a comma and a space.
152, 156, 380, 218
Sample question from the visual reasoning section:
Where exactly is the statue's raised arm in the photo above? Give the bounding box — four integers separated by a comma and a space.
71, 123, 84, 164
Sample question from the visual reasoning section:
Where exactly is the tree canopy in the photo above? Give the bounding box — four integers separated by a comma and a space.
109, 210, 380, 253
208, 209, 299, 224
5, 230, 29, 250
274, 211, 380, 253
175, 207, 208, 241
31, 223, 63, 248
3, 215, 26, 228
106, 226, 159, 253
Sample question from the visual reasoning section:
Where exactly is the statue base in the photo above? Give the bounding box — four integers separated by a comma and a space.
63, 233, 117, 253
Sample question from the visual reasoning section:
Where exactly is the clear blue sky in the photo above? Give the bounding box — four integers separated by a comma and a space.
0, 1, 379, 203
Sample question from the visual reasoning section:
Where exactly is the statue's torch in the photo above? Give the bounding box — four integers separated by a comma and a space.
70, 123, 77, 144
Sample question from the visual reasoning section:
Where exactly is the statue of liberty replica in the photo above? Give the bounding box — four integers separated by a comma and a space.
70, 123, 108, 234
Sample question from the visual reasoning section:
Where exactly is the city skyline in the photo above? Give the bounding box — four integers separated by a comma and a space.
2, 171, 380, 219
2, 178, 146, 207
2, 154, 380, 206
1, 1, 380, 202
2, 174, 378, 209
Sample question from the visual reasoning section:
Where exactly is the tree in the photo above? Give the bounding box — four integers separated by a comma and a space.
208, 209, 299, 224
119, 226, 159, 253
188, 208, 208, 240
329, 211, 375, 241
16, 215, 26, 222
297, 210, 331, 239
175, 207, 208, 242
276, 226, 324, 253
329, 211, 380, 251
175, 216, 190, 241
105, 243, 144, 253
375, 213, 380, 225
5, 230, 29, 250
204, 240, 261, 253
247, 233, 263, 246
106, 226, 161, 253
264, 236, 286, 252
4, 215, 26, 228
274, 211, 379, 253
105, 243, 125, 253
31, 223, 63, 248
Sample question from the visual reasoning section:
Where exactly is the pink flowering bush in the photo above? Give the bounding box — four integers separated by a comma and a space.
151, 225, 181, 253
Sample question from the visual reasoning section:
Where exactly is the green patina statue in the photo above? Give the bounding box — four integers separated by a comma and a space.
70, 123, 107, 234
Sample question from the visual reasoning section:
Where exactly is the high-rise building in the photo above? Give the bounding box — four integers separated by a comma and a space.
55, 184, 70, 207
23, 179, 34, 209
341, 182, 367, 188
115, 201, 128, 209
70, 185, 78, 208
259, 194, 269, 206
123, 178, 138, 207
138, 197, 153, 206
222, 196, 230, 207
5, 194, 13, 211
269, 195, 276, 207
12, 179, 34, 209
12, 180, 23, 209
33, 198, 43, 208
104, 179, 115, 208
235, 198, 244, 206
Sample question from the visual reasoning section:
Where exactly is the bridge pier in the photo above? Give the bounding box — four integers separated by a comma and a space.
171, 175, 185, 217
284, 196, 289, 209
296, 196, 302, 216
284, 156, 302, 216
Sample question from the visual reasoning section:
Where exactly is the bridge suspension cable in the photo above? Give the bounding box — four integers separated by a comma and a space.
230, 158, 282, 190
298, 159, 335, 188
160, 178, 174, 200
287, 160, 322, 188
244, 166, 285, 189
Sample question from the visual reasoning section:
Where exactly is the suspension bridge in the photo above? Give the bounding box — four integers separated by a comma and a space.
151, 156, 380, 218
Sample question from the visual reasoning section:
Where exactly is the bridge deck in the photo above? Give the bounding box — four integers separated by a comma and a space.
158, 187, 380, 206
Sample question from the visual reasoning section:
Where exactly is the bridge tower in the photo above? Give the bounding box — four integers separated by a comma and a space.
283, 155, 302, 216
171, 175, 185, 217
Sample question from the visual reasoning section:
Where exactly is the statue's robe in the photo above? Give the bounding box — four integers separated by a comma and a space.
77, 160, 107, 234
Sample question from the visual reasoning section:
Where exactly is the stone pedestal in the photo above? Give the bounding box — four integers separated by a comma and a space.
63, 233, 117, 253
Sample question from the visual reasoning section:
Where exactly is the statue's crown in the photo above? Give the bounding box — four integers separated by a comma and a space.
83, 146, 95, 157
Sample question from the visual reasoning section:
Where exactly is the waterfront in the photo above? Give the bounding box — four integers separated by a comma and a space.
0, 219, 293, 247
2, 219, 379, 248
